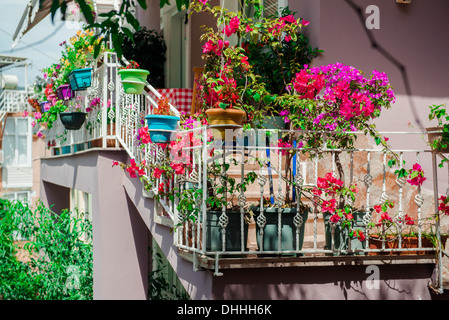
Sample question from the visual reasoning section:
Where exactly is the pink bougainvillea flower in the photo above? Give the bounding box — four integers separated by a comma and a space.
407, 163, 426, 186
302, 20, 310, 26
152, 167, 165, 179
138, 126, 152, 144
22, 110, 29, 117
223, 16, 240, 37
329, 213, 341, 224
379, 212, 392, 223
322, 198, 337, 213
170, 162, 185, 175
199, 0, 208, 4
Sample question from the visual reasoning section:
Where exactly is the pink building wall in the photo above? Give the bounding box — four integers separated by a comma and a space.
290, 0, 449, 197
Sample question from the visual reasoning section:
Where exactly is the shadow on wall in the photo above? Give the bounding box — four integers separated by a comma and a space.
211, 264, 436, 300
42, 181, 70, 214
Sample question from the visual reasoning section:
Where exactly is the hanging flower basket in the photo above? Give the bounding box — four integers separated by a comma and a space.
68, 68, 93, 91
59, 112, 87, 130
118, 68, 149, 94
144, 114, 180, 143
57, 84, 75, 100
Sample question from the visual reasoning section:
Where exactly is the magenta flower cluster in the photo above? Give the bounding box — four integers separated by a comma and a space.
286, 63, 396, 134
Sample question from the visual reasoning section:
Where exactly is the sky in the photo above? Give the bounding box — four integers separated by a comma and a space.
0, 0, 82, 89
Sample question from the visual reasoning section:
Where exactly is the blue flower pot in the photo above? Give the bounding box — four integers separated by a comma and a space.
68, 68, 92, 91
144, 115, 180, 143
40, 101, 51, 112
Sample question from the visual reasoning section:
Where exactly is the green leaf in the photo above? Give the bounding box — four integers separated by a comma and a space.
136, 0, 148, 9
374, 137, 381, 145
219, 102, 228, 109
77, 0, 95, 24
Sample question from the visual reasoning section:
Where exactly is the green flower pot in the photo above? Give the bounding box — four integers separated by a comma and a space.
323, 211, 366, 255
252, 207, 309, 254
118, 68, 149, 94
205, 211, 248, 252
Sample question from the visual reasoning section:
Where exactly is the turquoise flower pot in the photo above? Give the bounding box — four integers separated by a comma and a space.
144, 115, 180, 143
68, 68, 92, 91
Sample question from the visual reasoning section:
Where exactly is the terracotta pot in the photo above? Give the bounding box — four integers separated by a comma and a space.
205, 108, 245, 140
426, 126, 449, 153
368, 235, 441, 256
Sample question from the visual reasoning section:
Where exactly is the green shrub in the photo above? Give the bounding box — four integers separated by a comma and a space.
0, 198, 92, 300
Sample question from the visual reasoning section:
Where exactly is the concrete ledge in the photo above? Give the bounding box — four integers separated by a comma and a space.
178, 248, 437, 271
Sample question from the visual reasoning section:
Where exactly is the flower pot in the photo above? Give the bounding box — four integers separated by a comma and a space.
205, 108, 246, 140
57, 84, 74, 101
426, 127, 449, 153
205, 210, 249, 252
144, 115, 180, 143
252, 207, 309, 254
68, 68, 93, 91
59, 112, 87, 130
118, 68, 149, 83
368, 234, 447, 256
323, 211, 366, 255
118, 69, 149, 94
40, 101, 51, 112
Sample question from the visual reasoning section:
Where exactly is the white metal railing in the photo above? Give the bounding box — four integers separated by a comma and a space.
42, 51, 448, 290
0, 89, 32, 124
155, 129, 444, 262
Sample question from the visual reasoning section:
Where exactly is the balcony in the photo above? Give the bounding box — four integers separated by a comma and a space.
41, 52, 449, 295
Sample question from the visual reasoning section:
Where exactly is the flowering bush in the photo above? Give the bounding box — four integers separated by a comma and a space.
120, 60, 141, 70
279, 62, 396, 150
153, 94, 174, 116
309, 172, 365, 241
406, 163, 426, 186
42, 28, 107, 88
438, 196, 449, 216
190, 0, 320, 128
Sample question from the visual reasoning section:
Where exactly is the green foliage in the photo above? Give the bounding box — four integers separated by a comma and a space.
0, 198, 92, 300
149, 248, 190, 300
39, 100, 68, 129
244, 7, 322, 96
45, 0, 185, 59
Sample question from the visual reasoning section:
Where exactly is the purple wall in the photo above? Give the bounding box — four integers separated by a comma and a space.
40, 149, 213, 299
212, 264, 435, 299
290, 0, 449, 196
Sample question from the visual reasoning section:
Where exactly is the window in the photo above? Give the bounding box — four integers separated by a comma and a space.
242, 0, 288, 19
3, 117, 31, 167
70, 189, 93, 241
2, 191, 31, 203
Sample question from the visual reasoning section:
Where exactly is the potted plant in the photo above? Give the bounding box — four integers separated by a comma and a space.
426, 103, 449, 154
59, 96, 87, 130
118, 60, 149, 94
43, 29, 103, 92
121, 27, 167, 89
56, 83, 75, 100
68, 68, 93, 91
35, 100, 68, 130
144, 94, 180, 143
